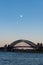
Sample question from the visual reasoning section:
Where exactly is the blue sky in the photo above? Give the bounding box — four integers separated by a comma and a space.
0, 0, 43, 46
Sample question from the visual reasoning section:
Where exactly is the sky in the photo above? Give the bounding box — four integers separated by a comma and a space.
0, 0, 43, 46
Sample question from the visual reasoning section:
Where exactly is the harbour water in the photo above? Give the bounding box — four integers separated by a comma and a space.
0, 52, 43, 65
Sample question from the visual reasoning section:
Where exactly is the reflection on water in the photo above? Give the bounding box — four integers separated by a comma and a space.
0, 52, 43, 65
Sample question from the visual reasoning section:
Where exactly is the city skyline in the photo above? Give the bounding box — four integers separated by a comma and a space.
0, 0, 43, 46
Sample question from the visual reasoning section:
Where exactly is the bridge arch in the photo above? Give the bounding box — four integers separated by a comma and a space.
10, 39, 36, 48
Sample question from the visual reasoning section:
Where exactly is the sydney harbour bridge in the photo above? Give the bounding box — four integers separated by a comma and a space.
7, 39, 37, 52
0, 39, 43, 52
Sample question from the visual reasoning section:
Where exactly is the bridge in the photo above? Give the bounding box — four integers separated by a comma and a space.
10, 39, 36, 47
0, 39, 43, 52
7, 39, 37, 51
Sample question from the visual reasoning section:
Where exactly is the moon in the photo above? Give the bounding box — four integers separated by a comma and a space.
17, 14, 23, 22
20, 15, 23, 18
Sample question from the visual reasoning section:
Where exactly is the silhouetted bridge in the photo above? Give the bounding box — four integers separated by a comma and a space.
7, 39, 37, 51
10, 39, 36, 47
0, 39, 43, 52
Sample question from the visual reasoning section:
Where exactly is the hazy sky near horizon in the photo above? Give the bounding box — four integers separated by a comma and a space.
0, 0, 43, 46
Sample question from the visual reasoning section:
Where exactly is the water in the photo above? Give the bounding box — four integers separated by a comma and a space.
0, 52, 43, 65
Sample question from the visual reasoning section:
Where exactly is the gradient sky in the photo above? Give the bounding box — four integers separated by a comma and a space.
0, 0, 43, 46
